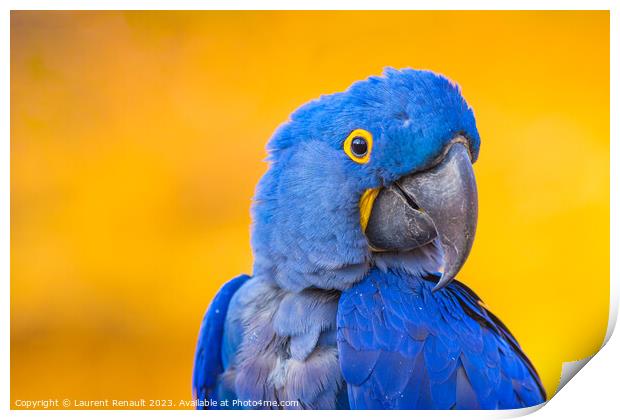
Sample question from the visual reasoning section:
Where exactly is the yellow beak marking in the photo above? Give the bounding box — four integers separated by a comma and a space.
359, 188, 380, 233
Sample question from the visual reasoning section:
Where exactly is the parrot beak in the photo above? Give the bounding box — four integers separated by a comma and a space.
364, 138, 478, 291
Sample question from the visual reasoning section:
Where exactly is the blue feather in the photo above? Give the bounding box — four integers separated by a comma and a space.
337, 268, 546, 409
192, 274, 249, 409
339, 339, 380, 385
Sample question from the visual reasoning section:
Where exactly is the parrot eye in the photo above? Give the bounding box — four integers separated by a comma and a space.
351, 138, 368, 156
344, 129, 373, 164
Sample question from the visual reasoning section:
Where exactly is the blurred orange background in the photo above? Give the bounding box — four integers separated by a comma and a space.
11, 11, 609, 408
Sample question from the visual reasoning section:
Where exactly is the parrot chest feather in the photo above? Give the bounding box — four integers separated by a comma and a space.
223, 276, 346, 409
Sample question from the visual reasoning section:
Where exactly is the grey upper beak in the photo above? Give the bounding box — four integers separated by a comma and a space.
365, 141, 478, 291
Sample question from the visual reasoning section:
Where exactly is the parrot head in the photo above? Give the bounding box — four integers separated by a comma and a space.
251, 68, 480, 292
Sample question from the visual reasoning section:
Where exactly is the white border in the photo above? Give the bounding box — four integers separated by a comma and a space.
2, 2, 617, 419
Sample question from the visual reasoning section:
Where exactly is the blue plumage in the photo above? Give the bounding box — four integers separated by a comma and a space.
192, 274, 249, 409
192, 68, 545, 410
252, 68, 480, 293
338, 269, 545, 409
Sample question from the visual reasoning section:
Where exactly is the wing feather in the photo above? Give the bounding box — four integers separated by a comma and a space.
337, 269, 546, 409
192, 274, 250, 408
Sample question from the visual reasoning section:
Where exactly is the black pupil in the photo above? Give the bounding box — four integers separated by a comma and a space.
351, 137, 368, 157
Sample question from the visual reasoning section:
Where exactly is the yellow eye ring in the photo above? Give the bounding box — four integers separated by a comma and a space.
344, 129, 373, 164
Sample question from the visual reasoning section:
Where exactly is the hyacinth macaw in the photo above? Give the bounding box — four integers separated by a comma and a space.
192, 68, 546, 409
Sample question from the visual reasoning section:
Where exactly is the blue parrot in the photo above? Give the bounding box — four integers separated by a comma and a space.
192, 68, 546, 409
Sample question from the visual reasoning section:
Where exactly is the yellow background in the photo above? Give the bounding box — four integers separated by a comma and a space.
11, 11, 609, 408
